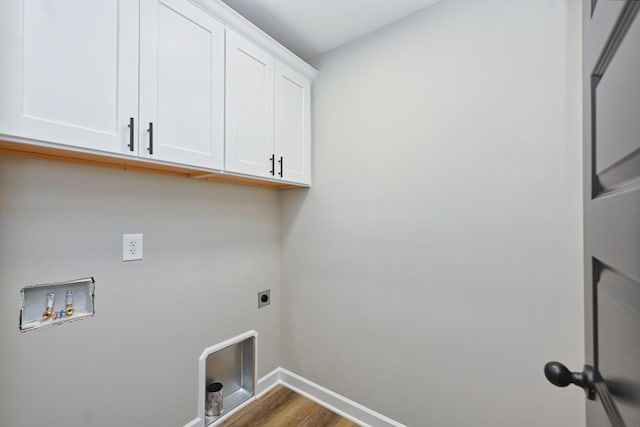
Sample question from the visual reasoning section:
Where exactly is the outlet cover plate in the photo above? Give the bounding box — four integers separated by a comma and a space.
258, 289, 270, 308
123, 234, 143, 261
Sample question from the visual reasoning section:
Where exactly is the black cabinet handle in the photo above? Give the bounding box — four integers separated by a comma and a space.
269, 155, 275, 176
278, 156, 283, 177
147, 122, 153, 155
128, 117, 134, 152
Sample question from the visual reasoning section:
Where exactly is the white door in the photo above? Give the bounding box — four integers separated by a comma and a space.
139, 0, 225, 170
0, 0, 139, 155
225, 30, 275, 178
274, 61, 311, 185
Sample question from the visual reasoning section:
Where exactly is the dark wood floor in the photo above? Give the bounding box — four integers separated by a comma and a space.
218, 385, 360, 427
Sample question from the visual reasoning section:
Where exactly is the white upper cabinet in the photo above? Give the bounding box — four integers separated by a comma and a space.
275, 62, 311, 185
225, 30, 275, 179
0, 0, 316, 186
139, 0, 225, 169
0, 0, 139, 154
225, 31, 312, 185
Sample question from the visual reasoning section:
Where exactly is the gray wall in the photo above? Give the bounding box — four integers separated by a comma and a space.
280, 0, 584, 426
0, 156, 281, 427
0, 1, 585, 426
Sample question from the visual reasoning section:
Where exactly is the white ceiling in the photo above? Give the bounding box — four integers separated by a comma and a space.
221, 0, 442, 62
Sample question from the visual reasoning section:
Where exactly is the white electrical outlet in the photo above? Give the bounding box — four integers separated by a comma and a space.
122, 234, 143, 261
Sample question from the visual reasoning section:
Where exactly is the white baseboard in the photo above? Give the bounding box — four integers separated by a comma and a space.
255, 367, 282, 398
183, 417, 201, 427
255, 367, 406, 427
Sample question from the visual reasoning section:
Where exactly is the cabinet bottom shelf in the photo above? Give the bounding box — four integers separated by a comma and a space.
0, 139, 305, 189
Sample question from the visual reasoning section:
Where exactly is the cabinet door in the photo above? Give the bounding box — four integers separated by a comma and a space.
139, 0, 225, 169
225, 31, 275, 178
0, 0, 139, 154
274, 62, 311, 185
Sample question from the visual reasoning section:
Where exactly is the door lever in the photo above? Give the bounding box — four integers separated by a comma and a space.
544, 361, 596, 400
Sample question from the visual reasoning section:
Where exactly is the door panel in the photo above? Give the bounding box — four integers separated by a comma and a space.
225, 30, 275, 178
597, 264, 640, 426
0, 0, 138, 154
594, 15, 640, 191
23, 1, 117, 132
591, 192, 640, 282
139, 0, 224, 169
587, 0, 626, 69
275, 62, 311, 185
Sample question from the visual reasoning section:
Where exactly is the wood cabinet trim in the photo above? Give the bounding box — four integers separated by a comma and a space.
0, 139, 303, 189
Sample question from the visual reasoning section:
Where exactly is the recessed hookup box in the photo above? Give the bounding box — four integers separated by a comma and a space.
19, 277, 95, 331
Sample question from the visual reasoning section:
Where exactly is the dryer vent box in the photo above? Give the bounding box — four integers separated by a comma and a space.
198, 331, 257, 426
